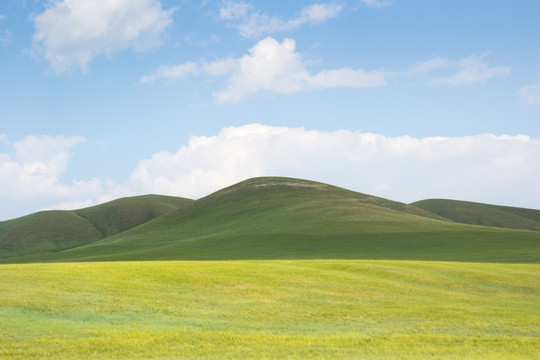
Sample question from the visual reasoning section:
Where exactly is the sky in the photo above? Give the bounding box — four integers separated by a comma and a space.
0, 0, 539, 220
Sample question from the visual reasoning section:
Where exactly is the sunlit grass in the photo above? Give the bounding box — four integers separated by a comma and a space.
1, 260, 539, 359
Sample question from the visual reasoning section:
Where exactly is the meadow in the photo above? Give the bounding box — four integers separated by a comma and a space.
1, 178, 539, 358
1, 260, 539, 359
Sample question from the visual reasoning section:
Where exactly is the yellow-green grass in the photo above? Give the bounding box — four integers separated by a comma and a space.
1, 260, 539, 359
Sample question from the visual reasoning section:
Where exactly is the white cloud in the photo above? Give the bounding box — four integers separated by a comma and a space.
412, 54, 510, 86
139, 58, 238, 83
3, 127, 540, 220
360, 0, 392, 8
129, 124, 540, 210
297, 3, 345, 23
219, 1, 253, 20
141, 37, 390, 102
33, 0, 173, 73
216, 37, 389, 102
0, 135, 110, 220
219, 1, 344, 38
518, 82, 540, 106
140, 62, 199, 83
201, 58, 238, 76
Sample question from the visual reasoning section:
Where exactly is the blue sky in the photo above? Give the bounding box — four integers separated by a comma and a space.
0, 0, 539, 220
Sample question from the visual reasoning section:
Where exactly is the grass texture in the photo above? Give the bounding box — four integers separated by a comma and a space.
413, 199, 540, 231
4, 177, 539, 264
0, 194, 194, 259
1, 260, 539, 359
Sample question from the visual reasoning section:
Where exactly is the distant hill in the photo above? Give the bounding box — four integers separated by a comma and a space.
3, 177, 538, 264
0, 195, 194, 259
74, 194, 195, 237
412, 199, 540, 231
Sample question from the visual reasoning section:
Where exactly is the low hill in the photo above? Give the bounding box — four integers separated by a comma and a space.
6, 177, 538, 264
412, 199, 540, 231
75, 194, 194, 237
0, 211, 102, 259
0, 194, 194, 259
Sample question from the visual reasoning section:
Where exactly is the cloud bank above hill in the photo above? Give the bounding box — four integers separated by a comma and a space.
129, 124, 540, 208
0, 135, 109, 219
1, 125, 539, 220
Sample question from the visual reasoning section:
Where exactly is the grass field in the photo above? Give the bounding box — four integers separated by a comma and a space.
1, 178, 539, 358
1, 260, 539, 359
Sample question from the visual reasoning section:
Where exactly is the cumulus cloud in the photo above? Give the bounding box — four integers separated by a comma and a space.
129, 124, 540, 210
215, 37, 389, 103
3, 127, 540, 220
219, 1, 344, 38
141, 37, 390, 102
411, 54, 510, 86
33, 0, 173, 73
0, 135, 109, 220
518, 82, 540, 106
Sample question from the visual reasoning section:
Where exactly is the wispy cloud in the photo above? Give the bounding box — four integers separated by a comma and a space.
518, 82, 540, 106
411, 54, 510, 86
141, 37, 390, 103
0, 14, 11, 45
0, 29, 11, 45
360, 0, 392, 8
219, 1, 345, 38
32, 0, 174, 74
140, 62, 200, 84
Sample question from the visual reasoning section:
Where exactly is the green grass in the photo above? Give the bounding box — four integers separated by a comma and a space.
75, 194, 194, 238
1, 260, 539, 359
0, 211, 102, 259
2, 178, 538, 358
2, 178, 539, 264
413, 199, 540, 231
6, 178, 538, 264
0, 194, 194, 260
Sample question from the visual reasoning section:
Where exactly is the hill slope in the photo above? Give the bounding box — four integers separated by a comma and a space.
75, 194, 194, 237
413, 199, 540, 231
7, 177, 539, 264
0, 194, 194, 259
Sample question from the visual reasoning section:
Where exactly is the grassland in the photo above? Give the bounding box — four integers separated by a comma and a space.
3, 177, 539, 264
1, 177, 539, 358
1, 260, 538, 359
0, 194, 193, 260
413, 199, 540, 231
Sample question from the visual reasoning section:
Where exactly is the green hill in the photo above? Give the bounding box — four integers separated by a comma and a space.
5, 177, 538, 264
74, 194, 195, 237
412, 199, 540, 231
0, 194, 194, 259
0, 211, 102, 259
